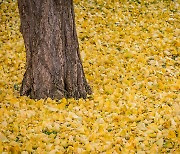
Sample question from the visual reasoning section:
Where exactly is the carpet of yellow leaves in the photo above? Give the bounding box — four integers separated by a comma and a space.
0, 0, 180, 153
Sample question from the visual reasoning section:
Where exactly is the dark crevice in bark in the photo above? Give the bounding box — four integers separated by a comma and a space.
18, 0, 92, 100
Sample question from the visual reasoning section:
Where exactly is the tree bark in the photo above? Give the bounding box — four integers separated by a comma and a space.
17, 0, 92, 100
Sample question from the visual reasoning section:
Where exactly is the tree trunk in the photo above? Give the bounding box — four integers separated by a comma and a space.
17, 0, 92, 100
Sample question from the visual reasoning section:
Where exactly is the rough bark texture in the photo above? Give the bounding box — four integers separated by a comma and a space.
18, 0, 92, 100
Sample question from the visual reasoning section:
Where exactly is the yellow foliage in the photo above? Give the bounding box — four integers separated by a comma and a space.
0, 0, 179, 153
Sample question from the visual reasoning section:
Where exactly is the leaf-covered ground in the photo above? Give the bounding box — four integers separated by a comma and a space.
0, 0, 179, 153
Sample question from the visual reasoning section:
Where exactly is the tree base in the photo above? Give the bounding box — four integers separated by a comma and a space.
18, 0, 92, 100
